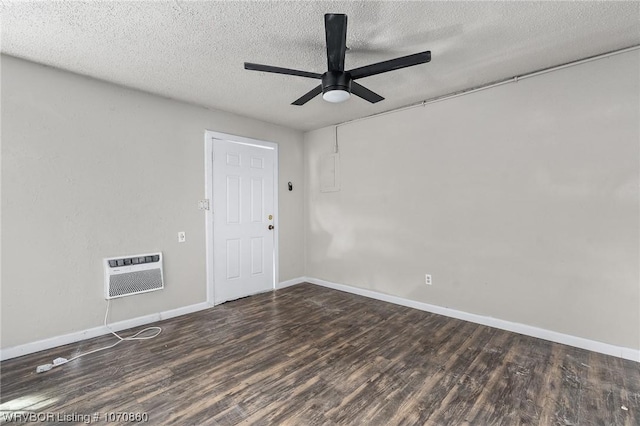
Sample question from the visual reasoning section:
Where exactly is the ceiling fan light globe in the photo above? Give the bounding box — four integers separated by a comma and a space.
323, 90, 351, 103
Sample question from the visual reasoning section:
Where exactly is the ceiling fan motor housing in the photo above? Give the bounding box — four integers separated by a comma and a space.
322, 71, 352, 94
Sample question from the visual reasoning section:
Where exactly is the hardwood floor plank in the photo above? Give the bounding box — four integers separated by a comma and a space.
2, 283, 638, 425
423, 329, 512, 425
386, 324, 497, 425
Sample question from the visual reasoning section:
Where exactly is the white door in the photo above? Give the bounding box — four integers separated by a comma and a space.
212, 138, 276, 303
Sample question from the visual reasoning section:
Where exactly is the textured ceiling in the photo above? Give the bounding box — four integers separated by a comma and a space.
1, 1, 639, 131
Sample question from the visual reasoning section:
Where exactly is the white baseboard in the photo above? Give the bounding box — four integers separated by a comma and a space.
305, 277, 640, 362
276, 276, 306, 289
0, 301, 212, 361
6, 279, 637, 363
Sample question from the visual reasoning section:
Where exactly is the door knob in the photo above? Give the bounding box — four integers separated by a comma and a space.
268, 225, 274, 230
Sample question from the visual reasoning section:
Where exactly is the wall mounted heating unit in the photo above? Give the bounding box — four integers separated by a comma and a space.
103, 252, 164, 299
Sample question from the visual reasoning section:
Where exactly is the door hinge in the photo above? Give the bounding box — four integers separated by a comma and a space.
198, 199, 210, 211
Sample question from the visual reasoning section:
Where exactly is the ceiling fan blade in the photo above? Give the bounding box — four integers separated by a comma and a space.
292, 85, 323, 106
348, 51, 431, 80
325, 14, 348, 72
351, 82, 384, 103
244, 63, 322, 79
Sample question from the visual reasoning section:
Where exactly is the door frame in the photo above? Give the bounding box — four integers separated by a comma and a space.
204, 130, 279, 306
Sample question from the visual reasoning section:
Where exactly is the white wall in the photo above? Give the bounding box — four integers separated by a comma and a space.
305, 50, 640, 350
1, 55, 304, 349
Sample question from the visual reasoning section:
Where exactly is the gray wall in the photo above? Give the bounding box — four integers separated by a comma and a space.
1, 55, 304, 348
3, 50, 639, 353
304, 51, 640, 349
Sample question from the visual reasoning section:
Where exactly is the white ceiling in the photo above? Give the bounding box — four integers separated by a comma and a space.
1, 1, 639, 131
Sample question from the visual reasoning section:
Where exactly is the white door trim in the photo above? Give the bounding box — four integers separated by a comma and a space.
204, 130, 279, 306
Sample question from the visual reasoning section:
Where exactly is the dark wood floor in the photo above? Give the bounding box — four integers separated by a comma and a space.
1, 283, 639, 425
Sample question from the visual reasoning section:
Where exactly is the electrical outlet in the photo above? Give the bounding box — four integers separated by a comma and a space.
178, 232, 186, 243
425, 274, 432, 285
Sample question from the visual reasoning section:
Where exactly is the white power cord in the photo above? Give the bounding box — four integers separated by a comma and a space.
36, 300, 161, 373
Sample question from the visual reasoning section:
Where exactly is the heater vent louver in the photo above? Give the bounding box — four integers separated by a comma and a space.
104, 252, 164, 299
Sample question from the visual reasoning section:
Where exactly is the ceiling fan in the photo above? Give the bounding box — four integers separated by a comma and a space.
244, 13, 431, 106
